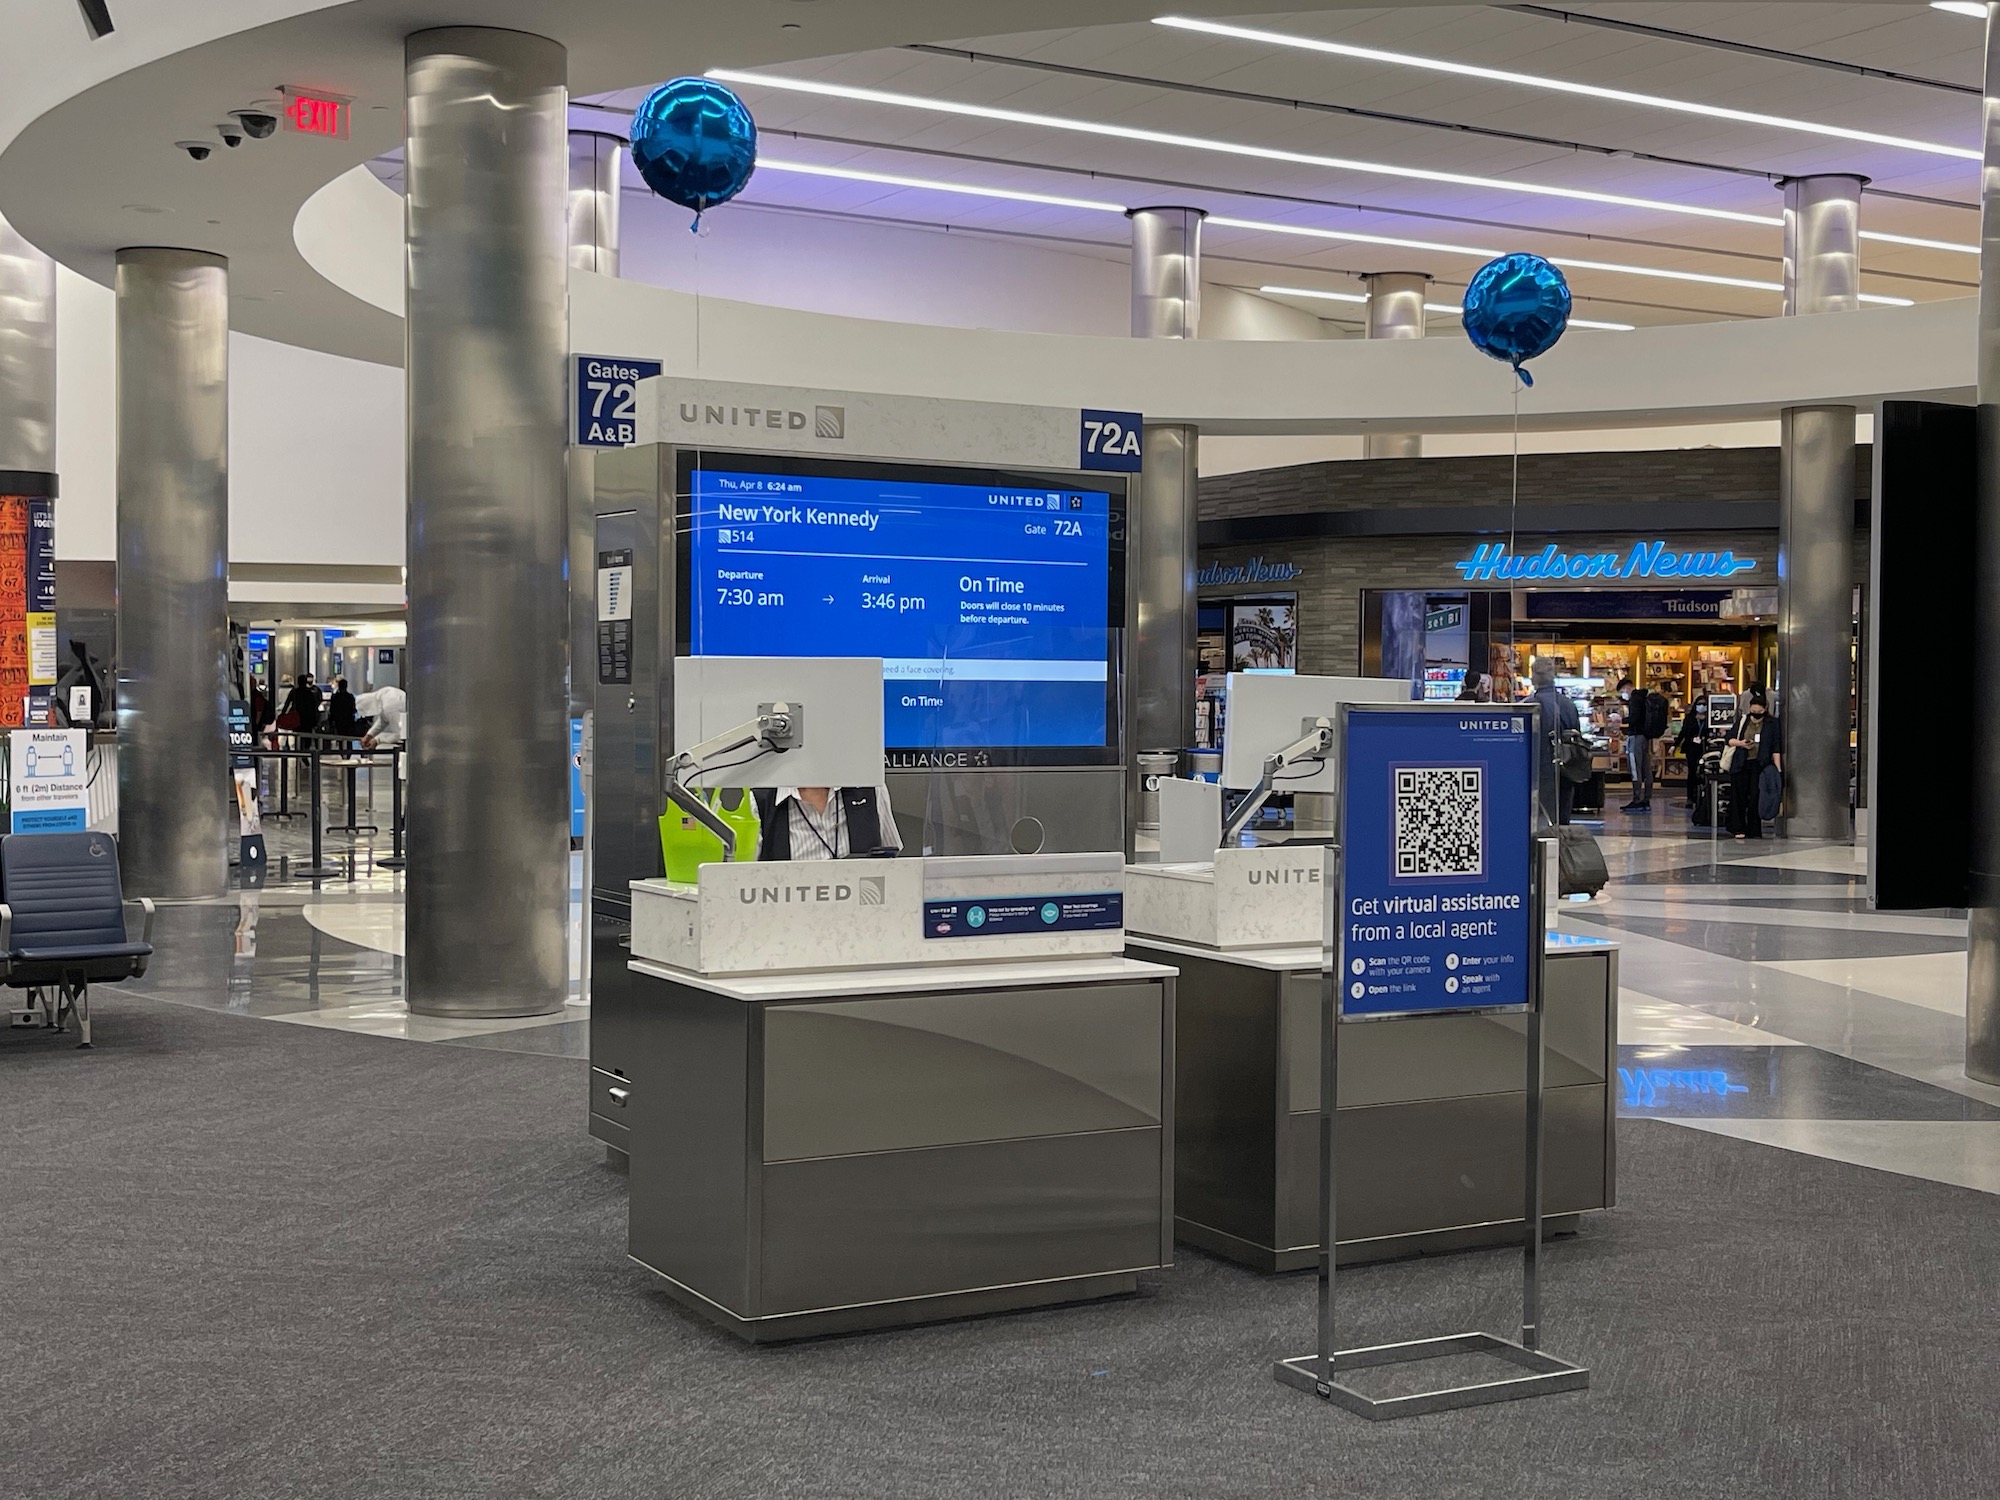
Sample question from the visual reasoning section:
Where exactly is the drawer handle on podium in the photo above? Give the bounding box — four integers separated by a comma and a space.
606, 1086, 630, 1107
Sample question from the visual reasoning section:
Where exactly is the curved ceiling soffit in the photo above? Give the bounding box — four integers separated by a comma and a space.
0, 0, 1416, 363
306, 162, 1976, 432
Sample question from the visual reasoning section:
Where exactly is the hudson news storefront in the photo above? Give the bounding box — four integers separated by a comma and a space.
1195, 527, 1789, 785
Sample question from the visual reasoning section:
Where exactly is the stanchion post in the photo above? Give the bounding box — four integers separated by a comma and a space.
1524, 832, 1553, 1351
309, 741, 324, 872
1315, 839, 1342, 1391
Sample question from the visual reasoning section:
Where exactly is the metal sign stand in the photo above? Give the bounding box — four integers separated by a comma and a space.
1274, 708, 1587, 1421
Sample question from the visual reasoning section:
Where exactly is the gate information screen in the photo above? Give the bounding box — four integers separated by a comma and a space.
681, 453, 1122, 766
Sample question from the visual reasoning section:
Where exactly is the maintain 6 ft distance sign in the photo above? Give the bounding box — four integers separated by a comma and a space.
576, 355, 663, 448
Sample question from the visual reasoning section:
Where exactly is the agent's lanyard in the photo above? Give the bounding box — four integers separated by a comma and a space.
797, 795, 840, 859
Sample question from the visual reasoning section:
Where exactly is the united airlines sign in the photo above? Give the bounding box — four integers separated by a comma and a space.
1455, 540, 1759, 583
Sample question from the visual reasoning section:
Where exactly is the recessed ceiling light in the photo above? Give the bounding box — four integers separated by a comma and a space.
1931, 2, 1987, 18
121, 203, 167, 214
709, 68, 1785, 227
1156, 16, 1981, 161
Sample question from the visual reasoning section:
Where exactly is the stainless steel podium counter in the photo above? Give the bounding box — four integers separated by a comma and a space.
1128, 932, 1617, 1272
623, 954, 1177, 1342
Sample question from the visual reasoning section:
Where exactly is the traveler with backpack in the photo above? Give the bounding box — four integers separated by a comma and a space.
1618, 676, 1666, 811
1530, 657, 1582, 827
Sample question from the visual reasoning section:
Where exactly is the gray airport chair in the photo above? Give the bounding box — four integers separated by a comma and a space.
1, 831, 154, 1048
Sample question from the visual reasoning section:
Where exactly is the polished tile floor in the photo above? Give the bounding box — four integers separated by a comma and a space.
52, 777, 2000, 1195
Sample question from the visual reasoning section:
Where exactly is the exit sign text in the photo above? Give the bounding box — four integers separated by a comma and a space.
282, 91, 349, 139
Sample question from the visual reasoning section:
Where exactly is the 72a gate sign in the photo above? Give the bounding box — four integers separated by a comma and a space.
1079, 409, 1144, 472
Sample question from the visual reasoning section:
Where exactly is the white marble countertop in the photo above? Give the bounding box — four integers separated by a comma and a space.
1127, 930, 1618, 971
630, 954, 1179, 1002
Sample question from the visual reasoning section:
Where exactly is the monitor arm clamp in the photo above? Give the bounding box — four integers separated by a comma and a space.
661, 702, 804, 861
1219, 715, 1335, 848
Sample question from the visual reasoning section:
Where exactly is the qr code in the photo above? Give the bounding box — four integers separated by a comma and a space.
1394, 766, 1483, 877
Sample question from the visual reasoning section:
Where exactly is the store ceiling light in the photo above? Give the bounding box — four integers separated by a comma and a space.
1155, 15, 1981, 162
744, 159, 1918, 306
1931, 3, 1988, 18
708, 68, 1785, 227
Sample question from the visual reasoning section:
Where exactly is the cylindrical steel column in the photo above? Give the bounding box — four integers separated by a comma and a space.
405, 28, 569, 1018
1782, 175, 1865, 317
567, 130, 623, 276
1126, 211, 1203, 854
1968, 9, 2000, 1083
1363, 271, 1429, 460
114, 248, 230, 898
1128, 207, 1203, 340
1777, 174, 1864, 842
0, 213, 57, 477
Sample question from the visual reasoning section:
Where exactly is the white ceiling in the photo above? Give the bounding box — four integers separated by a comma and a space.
0, 0, 1980, 356
579, 3, 1984, 329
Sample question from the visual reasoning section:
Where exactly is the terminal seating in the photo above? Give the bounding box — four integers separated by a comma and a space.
1, 831, 153, 1048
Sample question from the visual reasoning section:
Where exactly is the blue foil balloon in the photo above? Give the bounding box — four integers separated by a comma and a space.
630, 78, 758, 229
1462, 253, 1571, 386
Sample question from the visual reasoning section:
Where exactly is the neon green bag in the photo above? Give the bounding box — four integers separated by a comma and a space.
659, 788, 761, 883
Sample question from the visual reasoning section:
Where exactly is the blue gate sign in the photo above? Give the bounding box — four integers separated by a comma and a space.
1079, 408, 1144, 472
1339, 706, 1536, 1017
576, 355, 663, 447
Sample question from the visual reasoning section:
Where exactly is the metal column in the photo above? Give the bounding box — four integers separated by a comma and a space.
114, 248, 230, 898
0, 213, 57, 477
405, 28, 569, 1018
1127, 210, 1202, 852
1362, 272, 1428, 460
1969, 9, 2000, 1084
568, 129, 623, 721
1777, 174, 1863, 842
568, 131, 624, 277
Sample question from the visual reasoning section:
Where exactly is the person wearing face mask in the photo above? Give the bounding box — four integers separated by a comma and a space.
1724, 690, 1783, 840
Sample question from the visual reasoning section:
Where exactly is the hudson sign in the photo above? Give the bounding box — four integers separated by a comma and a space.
1455, 540, 1759, 583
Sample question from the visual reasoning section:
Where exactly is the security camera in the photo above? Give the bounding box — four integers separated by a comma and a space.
177, 140, 213, 161
232, 110, 278, 140
217, 125, 243, 149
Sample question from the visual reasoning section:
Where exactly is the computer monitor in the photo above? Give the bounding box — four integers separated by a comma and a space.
1220, 673, 1411, 795
672, 656, 885, 789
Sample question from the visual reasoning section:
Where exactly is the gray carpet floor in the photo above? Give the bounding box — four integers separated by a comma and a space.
6, 993, 1998, 1500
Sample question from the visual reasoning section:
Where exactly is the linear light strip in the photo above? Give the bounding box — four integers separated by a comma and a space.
1155, 16, 1981, 161
710, 68, 1785, 227
1261, 284, 1634, 329
752, 162, 1919, 303
1858, 228, 1979, 253
758, 157, 1125, 212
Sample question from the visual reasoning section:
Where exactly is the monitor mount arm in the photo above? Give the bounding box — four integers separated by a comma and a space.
661, 701, 805, 862
1219, 715, 1335, 848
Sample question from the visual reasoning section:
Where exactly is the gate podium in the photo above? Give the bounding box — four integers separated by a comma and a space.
1273, 703, 1588, 1419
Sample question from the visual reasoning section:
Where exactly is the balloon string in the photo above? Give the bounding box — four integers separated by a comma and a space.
1508, 368, 1521, 702
1509, 371, 1520, 560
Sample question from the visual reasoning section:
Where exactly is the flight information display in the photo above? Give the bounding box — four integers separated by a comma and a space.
682, 455, 1121, 764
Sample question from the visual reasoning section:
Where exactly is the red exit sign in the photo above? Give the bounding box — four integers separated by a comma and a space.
280, 89, 349, 140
